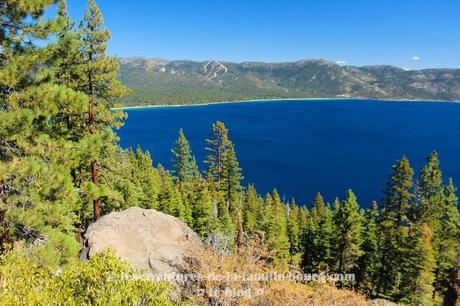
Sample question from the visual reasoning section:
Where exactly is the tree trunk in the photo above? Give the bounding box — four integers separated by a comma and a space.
91, 159, 101, 221
0, 181, 9, 249
88, 52, 101, 221
0, 179, 4, 199
88, 68, 94, 126
217, 137, 222, 192
455, 250, 460, 306
76, 227, 82, 244
66, 113, 72, 130
88, 54, 100, 222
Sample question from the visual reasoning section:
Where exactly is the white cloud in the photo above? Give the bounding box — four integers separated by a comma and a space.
402, 67, 411, 71
335, 60, 347, 65
411, 56, 420, 61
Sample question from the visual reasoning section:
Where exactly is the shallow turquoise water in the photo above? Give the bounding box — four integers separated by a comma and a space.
117, 99, 460, 206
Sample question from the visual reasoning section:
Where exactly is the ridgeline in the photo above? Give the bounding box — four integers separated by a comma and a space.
118, 57, 460, 106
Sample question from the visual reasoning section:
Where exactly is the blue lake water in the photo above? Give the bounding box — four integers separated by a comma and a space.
117, 99, 460, 207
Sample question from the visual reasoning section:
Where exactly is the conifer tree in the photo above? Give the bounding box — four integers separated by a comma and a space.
263, 190, 290, 264
53, 0, 83, 94
221, 142, 243, 213
191, 185, 214, 238
375, 212, 403, 297
287, 201, 301, 257
297, 206, 309, 254
171, 129, 200, 185
78, 0, 128, 221
333, 190, 364, 274
216, 199, 236, 239
205, 121, 230, 192
157, 168, 188, 222
376, 156, 414, 297
416, 151, 443, 222
301, 192, 336, 272
112, 146, 161, 211
0, 0, 82, 265
205, 121, 243, 229
432, 179, 460, 301
358, 201, 380, 293
399, 223, 436, 305
242, 184, 263, 235
382, 155, 414, 227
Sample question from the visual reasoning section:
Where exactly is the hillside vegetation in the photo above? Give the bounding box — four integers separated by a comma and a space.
118, 57, 460, 105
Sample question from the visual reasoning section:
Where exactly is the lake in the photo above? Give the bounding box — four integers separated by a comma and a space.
117, 99, 460, 206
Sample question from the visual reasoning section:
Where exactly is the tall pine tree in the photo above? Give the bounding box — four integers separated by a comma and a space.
205, 121, 230, 192
78, 0, 128, 221
377, 156, 414, 298
301, 192, 336, 272
221, 142, 243, 214
432, 179, 460, 303
416, 151, 443, 223
171, 129, 200, 185
358, 201, 380, 294
333, 190, 364, 274
263, 190, 290, 265
0, 0, 83, 265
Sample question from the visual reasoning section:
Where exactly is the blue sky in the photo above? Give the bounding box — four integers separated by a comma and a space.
64, 0, 460, 69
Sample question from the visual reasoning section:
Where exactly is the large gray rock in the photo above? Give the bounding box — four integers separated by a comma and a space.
80, 207, 202, 275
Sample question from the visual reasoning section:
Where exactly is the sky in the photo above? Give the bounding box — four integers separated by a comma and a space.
63, 0, 460, 69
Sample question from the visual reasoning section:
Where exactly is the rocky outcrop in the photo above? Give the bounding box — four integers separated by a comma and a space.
80, 207, 203, 275
371, 299, 400, 306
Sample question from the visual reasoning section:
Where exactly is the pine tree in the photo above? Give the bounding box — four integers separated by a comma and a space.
301, 192, 336, 272
287, 200, 301, 257
78, 0, 128, 221
157, 168, 187, 221
376, 156, 415, 298
0, 0, 82, 265
221, 142, 243, 214
216, 198, 236, 239
191, 185, 214, 238
205, 121, 230, 192
399, 223, 436, 305
333, 190, 364, 274
375, 212, 403, 297
358, 201, 380, 293
171, 129, 200, 185
263, 190, 290, 264
297, 206, 309, 254
382, 155, 414, 227
432, 179, 460, 302
53, 0, 84, 96
416, 151, 443, 222
204, 121, 243, 224
242, 184, 263, 235
133, 147, 161, 209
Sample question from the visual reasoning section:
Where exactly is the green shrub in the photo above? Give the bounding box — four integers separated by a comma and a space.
0, 248, 180, 306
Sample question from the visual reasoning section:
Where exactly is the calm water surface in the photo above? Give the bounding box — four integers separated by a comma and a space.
117, 99, 460, 206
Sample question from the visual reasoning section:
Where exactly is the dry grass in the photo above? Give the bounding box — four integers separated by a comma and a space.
178, 239, 370, 305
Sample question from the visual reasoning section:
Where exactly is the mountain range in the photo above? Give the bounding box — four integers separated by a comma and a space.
118, 57, 460, 106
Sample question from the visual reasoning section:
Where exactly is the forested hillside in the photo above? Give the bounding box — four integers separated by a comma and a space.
0, 1, 459, 305
118, 57, 460, 105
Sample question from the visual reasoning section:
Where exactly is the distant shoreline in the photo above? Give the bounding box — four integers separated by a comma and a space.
112, 97, 460, 110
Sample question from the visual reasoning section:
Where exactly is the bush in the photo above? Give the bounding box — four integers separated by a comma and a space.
0, 248, 179, 306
